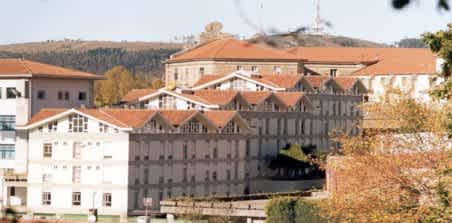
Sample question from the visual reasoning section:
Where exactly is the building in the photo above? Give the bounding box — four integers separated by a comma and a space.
123, 71, 367, 194
17, 108, 251, 218
286, 47, 443, 102
0, 58, 102, 208
164, 38, 305, 87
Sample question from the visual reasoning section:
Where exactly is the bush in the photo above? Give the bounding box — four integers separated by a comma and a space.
265, 197, 326, 223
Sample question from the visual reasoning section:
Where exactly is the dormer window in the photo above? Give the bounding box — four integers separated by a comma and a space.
68, 114, 88, 133
182, 119, 201, 133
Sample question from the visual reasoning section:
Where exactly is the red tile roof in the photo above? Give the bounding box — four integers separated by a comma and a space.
274, 92, 303, 107
193, 74, 226, 87
193, 90, 239, 105
333, 77, 359, 90
121, 89, 158, 103
159, 110, 198, 126
303, 76, 330, 88
167, 38, 301, 63
0, 58, 103, 79
240, 91, 272, 105
203, 111, 237, 128
287, 47, 437, 75
256, 74, 303, 88
26, 108, 67, 126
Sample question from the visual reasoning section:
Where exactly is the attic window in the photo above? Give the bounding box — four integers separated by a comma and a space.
68, 114, 88, 133
251, 66, 258, 72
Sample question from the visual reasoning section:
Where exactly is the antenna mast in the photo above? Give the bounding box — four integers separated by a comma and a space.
259, 0, 264, 35
314, 0, 322, 33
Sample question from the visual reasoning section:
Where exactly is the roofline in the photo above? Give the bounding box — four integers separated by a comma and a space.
305, 60, 378, 65
16, 109, 133, 131
0, 74, 104, 80
165, 58, 305, 64
192, 72, 286, 91
138, 89, 220, 109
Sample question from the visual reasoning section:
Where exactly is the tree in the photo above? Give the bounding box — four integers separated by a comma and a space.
95, 66, 139, 106
392, 0, 450, 10
323, 99, 452, 223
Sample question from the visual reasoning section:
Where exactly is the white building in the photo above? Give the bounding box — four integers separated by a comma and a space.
17, 108, 251, 218
0, 58, 101, 207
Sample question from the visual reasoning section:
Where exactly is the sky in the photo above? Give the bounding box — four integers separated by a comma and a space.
1, 0, 451, 45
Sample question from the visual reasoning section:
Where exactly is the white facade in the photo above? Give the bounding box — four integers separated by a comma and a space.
358, 74, 443, 103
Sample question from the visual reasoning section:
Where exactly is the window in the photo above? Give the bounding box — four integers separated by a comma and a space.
183, 144, 188, 160
273, 66, 281, 74
6, 88, 17, 99
37, 90, 46, 100
0, 145, 15, 160
329, 69, 337, 77
42, 174, 52, 183
103, 193, 112, 207
42, 192, 51, 205
58, 91, 63, 100
24, 81, 29, 98
174, 68, 178, 81
99, 123, 109, 133
0, 87, 2, 99
144, 168, 149, 184
199, 67, 205, 75
226, 170, 231, 180
72, 192, 81, 206
236, 65, 243, 70
72, 166, 81, 183
183, 168, 187, 182
47, 121, 57, 132
68, 114, 88, 132
43, 143, 52, 158
205, 170, 210, 182
73, 143, 82, 159
0, 116, 15, 131
213, 147, 218, 159
212, 171, 217, 181
181, 119, 201, 133
251, 66, 258, 72
64, 92, 70, 100
78, 92, 87, 101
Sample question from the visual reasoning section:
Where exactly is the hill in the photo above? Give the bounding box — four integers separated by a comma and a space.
250, 33, 388, 48
0, 35, 388, 80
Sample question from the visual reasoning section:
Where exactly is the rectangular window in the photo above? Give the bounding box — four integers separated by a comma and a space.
72, 166, 81, 183
78, 92, 87, 101
24, 81, 29, 98
273, 66, 281, 74
199, 67, 205, 75
144, 168, 149, 184
42, 174, 52, 183
43, 143, 52, 158
329, 69, 337, 77
0, 116, 15, 131
73, 143, 82, 159
72, 192, 81, 206
42, 192, 51, 205
0, 145, 15, 160
68, 114, 88, 133
37, 90, 46, 100
6, 88, 17, 99
58, 91, 63, 100
64, 92, 70, 100
103, 193, 112, 207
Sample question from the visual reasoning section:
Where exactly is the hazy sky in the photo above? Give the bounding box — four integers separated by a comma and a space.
1, 0, 451, 45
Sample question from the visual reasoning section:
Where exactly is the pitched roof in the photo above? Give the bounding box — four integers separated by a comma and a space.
0, 58, 103, 79
25, 108, 157, 129
167, 38, 301, 63
287, 47, 437, 75
240, 91, 273, 105
26, 108, 67, 126
303, 76, 330, 88
193, 74, 226, 87
333, 77, 359, 90
121, 89, 158, 103
274, 92, 303, 107
256, 74, 303, 88
193, 90, 239, 105
159, 110, 198, 126
203, 111, 237, 128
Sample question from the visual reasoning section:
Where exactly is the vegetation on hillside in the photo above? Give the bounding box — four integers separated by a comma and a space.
265, 197, 326, 223
0, 47, 179, 78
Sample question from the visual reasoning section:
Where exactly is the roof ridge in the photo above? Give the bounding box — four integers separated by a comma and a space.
97, 109, 130, 128
212, 38, 233, 59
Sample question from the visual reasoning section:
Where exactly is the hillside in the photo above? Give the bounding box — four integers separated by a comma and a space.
250, 33, 388, 48
0, 35, 387, 79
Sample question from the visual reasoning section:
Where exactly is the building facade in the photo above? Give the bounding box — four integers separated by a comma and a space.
0, 58, 101, 208
18, 109, 251, 218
